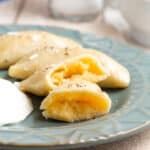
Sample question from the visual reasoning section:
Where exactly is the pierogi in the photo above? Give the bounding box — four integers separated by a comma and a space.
11, 46, 130, 88
40, 80, 111, 122
0, 30, 80, 68
19, 55, 109, 96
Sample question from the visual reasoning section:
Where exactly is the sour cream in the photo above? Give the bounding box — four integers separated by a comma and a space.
0, 79, 33, 125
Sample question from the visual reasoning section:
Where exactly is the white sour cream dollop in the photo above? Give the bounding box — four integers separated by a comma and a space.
0, 79, 33, 126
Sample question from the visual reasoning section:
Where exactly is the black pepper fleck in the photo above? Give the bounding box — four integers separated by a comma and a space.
64, 47, 69, 56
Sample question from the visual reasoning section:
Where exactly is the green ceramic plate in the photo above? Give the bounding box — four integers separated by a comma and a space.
0, 25, 149, 150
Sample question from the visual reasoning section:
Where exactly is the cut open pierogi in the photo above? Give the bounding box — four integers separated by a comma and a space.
40, 80, 111, 122
9, 45, 130, 88
19, 55, 109, 96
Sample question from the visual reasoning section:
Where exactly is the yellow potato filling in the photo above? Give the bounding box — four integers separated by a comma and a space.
51, 57, 107, 86
41, 91, 111, 122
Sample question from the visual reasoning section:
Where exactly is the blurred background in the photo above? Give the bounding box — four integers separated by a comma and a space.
1, 0, 150, 50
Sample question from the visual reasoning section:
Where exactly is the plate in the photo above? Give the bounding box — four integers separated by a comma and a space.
0, 25, 149, 150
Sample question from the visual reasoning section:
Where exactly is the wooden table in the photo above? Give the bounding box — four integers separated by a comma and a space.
0, 0, 149, 150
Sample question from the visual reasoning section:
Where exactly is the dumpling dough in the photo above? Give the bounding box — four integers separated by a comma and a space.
0, 79, 33, 125
9, 47, 84, 79
9, 45, 130, 88
40, 80, 111, 122
84, 49, 130, 88
19, 55, 109, 96
0, 30, 81, 68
